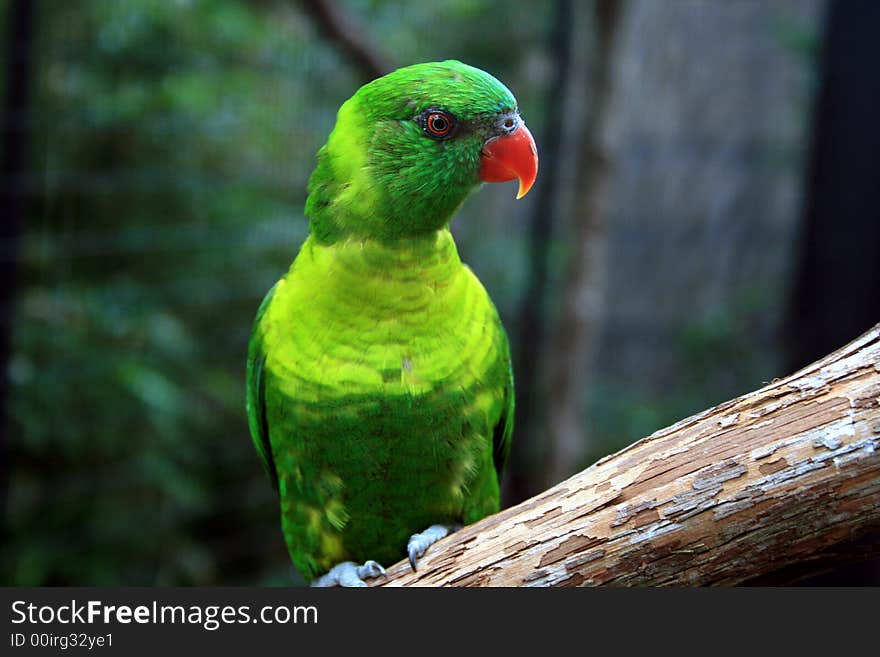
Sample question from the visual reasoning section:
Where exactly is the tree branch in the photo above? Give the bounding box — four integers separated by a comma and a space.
374, 323, 880, 586
300, 0, 392, 82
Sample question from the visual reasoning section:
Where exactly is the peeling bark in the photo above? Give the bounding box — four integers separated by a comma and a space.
374, 324, 880, 586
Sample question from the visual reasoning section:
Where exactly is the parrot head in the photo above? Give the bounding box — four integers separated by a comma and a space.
305, 60, 538, 242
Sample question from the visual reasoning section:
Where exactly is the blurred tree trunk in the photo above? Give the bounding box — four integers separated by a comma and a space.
0, 0, 36, 544
521, 1, 823, 497
541, 0, 625, 489
507, 0, 576, 503
786, 0, 880, 585
509, 0, 627, 502
591, 0, 823, 405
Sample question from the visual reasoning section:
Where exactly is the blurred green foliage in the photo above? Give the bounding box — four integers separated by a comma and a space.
3, 0, 548, 585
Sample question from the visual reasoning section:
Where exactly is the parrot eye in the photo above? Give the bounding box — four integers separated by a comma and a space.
420, 109, 457, 140
498, 113, 520, 134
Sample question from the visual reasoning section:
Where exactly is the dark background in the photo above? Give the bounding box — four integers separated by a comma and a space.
1, 0, 878, 586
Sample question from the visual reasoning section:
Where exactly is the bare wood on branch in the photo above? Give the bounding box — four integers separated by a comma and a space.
374, 324, 880, 586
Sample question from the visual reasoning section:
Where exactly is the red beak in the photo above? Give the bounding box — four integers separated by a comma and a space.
479, 122, 538, 199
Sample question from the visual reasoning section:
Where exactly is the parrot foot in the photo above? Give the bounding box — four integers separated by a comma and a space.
407, 523, 460, 571
310, 560, 386, 587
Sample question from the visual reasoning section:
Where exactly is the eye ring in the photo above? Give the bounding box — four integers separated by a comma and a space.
420, 109, 457, 140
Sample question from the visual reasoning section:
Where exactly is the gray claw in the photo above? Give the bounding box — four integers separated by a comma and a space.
406, 524, 459, 572
357, 560, 386, 580
311, 560, 386, 587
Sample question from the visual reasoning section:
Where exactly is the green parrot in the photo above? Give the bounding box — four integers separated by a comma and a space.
246, 60, 538, 586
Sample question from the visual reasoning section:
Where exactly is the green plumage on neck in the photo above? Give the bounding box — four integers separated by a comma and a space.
247, 61, 517, 582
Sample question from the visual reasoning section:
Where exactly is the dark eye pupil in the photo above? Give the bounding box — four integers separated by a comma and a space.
421, 110, 455, 139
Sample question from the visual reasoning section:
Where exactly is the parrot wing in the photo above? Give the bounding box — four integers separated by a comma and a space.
246, 283, 278, 493
492, 338, 515, 481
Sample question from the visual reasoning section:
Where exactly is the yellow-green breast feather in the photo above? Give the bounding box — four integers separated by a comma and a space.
248, 231, 512, 579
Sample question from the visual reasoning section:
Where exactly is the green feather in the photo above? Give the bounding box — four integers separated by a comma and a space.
245, 283, 278, 492
247, 61, 518, 582
306, 60, 518, 242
